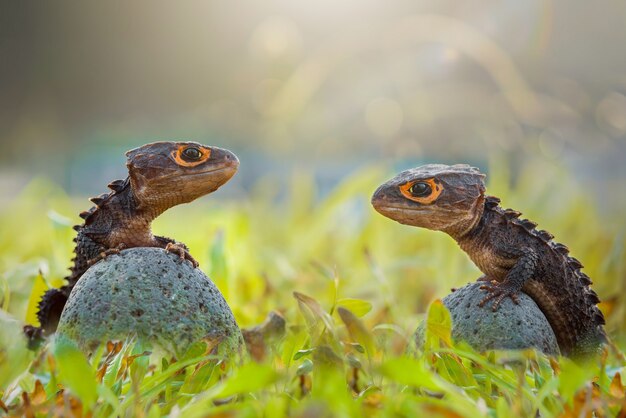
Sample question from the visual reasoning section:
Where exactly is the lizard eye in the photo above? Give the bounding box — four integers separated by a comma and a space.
409, 182, 431, 197
182, 147, 202, 161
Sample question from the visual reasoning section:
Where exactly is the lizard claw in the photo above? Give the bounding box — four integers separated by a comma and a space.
87, 243, 127, 266
165, 243, 199, 268
478, 280, 520, 311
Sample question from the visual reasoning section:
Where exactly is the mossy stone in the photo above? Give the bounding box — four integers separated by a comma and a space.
415, 282, 560, 355
57, 247, 243, 358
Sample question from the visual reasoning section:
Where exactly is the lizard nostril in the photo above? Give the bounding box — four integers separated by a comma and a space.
224, 152, 239, 166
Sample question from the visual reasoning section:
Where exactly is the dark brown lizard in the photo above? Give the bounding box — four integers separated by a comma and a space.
24, 141, 239, 345
371, 164, 606, 358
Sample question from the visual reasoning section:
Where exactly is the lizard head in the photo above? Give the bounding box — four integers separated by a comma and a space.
371, 164, 486, 237
126, 141, 239, 208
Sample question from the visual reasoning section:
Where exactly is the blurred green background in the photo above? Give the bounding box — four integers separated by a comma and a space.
1, 1, 625, 340
2, 1, 626, 204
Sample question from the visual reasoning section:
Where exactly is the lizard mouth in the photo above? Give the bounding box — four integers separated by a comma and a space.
372, 203, 428, 214
162, 161, 239, 180
184, 165, 237, 177
372, 203, 439, 226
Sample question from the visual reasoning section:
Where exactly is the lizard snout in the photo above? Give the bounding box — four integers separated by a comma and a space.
211, 147, 240, 170
371, 184, 391, 211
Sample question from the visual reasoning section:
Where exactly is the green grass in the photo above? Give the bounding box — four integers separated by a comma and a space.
1, 159, 625, 417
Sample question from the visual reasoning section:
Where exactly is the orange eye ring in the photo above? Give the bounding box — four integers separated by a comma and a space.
399, 178, 443, 204
172, 145, 211, 167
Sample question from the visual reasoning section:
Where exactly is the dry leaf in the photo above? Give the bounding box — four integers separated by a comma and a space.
610, 373, 625, 399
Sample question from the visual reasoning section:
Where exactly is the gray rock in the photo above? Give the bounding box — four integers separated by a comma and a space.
415, 282, 560, 355
57, 247, 244, 358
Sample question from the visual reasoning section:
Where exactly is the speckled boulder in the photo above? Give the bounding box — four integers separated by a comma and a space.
415, 282, 560, 355
57, 247, 244, 358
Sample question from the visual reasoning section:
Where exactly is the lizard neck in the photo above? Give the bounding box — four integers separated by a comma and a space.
453, 210, 484, 256
443, 194, 486, 242
90, 183, 158, 247
449, 200, 500, 280
126, 177, 186, 225
454, 210, 491, 269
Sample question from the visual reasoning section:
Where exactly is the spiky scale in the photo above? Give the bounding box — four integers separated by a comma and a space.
485, 201, 498, 210
519, 219, 538, 230
586, 291, 600, 304
89, 193, 109, 206
72, 225, 81, 231
84, 212, 97, 226
579, 274, 592, 285
107, 179, 126, 192
569, 258, 584, 269
79, 210, 91, 219
536, 230, 554, 241
594, 312, 606, 325
485, 196, 501, 209
504, 209, 522, 219
552, 243, 569, 255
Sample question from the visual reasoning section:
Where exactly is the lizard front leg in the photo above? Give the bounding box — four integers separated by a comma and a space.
165, 242, 199, 268
478, 248, 538, 311
155, 236, 199, 268
87, 243, 127, 266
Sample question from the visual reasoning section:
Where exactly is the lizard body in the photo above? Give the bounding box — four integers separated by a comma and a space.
25, 141, 239, 343
371, 164, 605, 357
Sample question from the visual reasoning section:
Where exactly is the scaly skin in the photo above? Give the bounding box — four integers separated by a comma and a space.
24, 141, 239, 345
371, 164, 606, 358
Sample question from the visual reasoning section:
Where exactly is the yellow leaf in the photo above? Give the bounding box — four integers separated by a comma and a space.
425, 299, 453, 348
337, 307, 375, 358
293, 291, 334, 331
25, 273, 48, 326
336, 298, 372, 317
